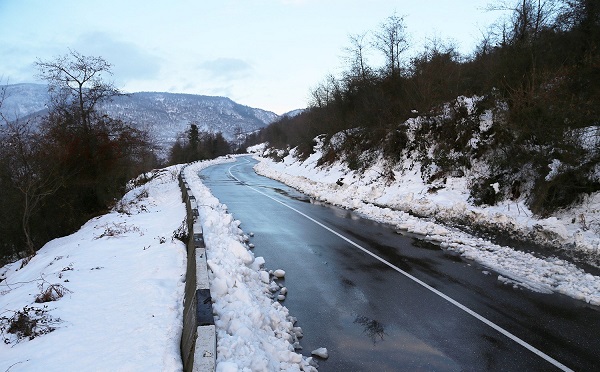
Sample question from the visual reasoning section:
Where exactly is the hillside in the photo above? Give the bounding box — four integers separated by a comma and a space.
254, 95, 600, 267
246, 1, 599, 232
104, 92, 278, 147
0, 83, 279, 154
252, 144, 600, 304
0, 83, 50, 121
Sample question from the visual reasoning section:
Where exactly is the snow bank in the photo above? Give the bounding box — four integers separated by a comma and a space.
184, 157, 317, 372
0, 166, 187, 371
254, 150, 600, 306
247, 143, 268, 154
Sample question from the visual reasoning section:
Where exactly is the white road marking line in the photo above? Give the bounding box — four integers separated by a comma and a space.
227, 160, 573, 372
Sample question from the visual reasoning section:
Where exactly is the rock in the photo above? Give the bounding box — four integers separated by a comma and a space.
277, 294, 286, 301
311, 347, 328, 359
273, 269, 285, 278
280, 287, 287, 295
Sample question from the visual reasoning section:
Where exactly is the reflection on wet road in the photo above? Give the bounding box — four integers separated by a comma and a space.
199, 156, 600, 371
354, 315, 386, 344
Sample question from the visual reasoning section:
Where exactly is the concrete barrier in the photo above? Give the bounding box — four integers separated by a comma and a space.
179, 164, 216, 372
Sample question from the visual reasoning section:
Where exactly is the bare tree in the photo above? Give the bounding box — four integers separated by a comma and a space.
486, 0, 559, 43
343, 32, 373, 81
34, 50, 153, 228
557, 0, 599, 29
35, 49, 120, 133
0, 112, 63, 257
309, 74, 343, 108
372, 13, 409, 76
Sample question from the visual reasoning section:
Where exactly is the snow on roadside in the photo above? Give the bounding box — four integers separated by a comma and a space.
252, 148, 600, 306
0, 166, 187, 371
184, 157, 317, 372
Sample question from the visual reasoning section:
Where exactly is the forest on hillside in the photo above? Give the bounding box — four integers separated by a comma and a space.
244, 0, 600, 217
168, 123, 232, 165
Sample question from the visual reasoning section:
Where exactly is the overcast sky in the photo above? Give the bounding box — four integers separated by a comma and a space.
0, 0, 502, 114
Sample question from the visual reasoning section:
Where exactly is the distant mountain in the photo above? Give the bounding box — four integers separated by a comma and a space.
103, 92, 279, 146
282, 108, 305, 118
0, 83, 279, 155
0, 83, 49, 121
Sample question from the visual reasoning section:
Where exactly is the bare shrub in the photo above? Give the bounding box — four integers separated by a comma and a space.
172, 219, 188, 243
113, 187, 150, 215
34, 283, 71, 303
94, 222, 141, 239
1, 306, 59, 343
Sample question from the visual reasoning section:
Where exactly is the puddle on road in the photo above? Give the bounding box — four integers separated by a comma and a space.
412, 239, 464, 262
410, 238, 441, 251
272, 187, 314, 203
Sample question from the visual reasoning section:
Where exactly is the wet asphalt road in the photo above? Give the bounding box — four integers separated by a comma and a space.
199, 157, 600, 371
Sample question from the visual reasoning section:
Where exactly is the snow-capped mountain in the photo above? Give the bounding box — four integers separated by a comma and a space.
0, 83, 50, 120
104, 92, 278, 145
0, 83, 279, 153
281, 108, 305, 118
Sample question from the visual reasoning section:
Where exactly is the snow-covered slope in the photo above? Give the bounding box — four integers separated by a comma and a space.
0, 166, 187, 371
250, 144, 600, 306
0, 158, 318, 371
281, 109, 305, 118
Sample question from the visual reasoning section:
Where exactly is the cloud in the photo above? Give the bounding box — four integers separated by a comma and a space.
197, 58, 253, 81
0, 45, 39, 82
73, 32, 162, 82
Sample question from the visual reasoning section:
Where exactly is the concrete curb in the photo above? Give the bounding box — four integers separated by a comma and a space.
179, 163, 217, 372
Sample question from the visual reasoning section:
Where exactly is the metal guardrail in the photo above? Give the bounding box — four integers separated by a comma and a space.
179, 164, 216, 372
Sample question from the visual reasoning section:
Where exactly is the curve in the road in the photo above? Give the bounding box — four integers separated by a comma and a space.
227, 160, 572, 372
